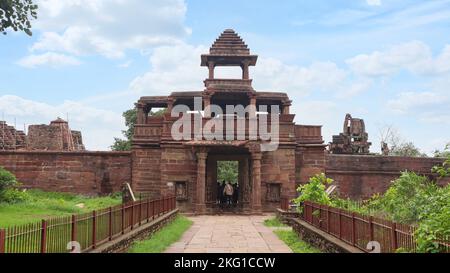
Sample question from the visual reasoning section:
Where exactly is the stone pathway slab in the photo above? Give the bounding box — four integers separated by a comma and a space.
164, 214, 292, 253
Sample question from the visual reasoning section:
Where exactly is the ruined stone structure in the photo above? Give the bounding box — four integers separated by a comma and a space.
329, 114, 371, 154
132, 29, 326, 214
0, 121, 27, 150
0, 118, 85, 151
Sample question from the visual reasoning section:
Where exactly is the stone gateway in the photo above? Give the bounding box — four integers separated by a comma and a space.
131, 29, 326, 214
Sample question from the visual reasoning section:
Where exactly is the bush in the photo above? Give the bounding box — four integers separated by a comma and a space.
0, 166, 18, 191
1, 189, 30, 204
0, 166, 29, 203
293, 173, 333, 211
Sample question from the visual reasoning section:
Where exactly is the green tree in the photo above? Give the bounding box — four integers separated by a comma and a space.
217, 161, 238, 184
0, 0, 38, 36
111, 108, 166, 151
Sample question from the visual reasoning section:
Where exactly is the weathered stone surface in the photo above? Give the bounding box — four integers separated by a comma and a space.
0, 151, 131, 195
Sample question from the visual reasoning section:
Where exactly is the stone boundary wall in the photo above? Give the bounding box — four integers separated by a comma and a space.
325, 154, 448, 200
0, 151, 132, 195
89, 209, 178, 253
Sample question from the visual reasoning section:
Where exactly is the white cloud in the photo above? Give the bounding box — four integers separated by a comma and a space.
130, 43, 371, 99
31, 0, 190, 59
386, 91, 447, 114
17, 52, 81, 68
366, 0, 382, 6
0, 95, 123, 150
346, 41, 450, 77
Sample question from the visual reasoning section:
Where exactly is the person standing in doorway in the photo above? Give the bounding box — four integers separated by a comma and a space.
223, 181, 234, 206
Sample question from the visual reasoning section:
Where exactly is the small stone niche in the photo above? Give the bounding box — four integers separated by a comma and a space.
175, 181, 188, 201
266, 182, 281, 202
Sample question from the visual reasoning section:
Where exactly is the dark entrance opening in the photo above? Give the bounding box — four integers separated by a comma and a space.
205, 149, 251, 214
217, 161, 239, 209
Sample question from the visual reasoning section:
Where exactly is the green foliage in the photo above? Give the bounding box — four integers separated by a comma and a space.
293, 173, 333, 210
318, 170, 450, 253
263, 217, 287, 227
432, 144, 450, 177
111, 108, 137, 151
273, 230, 321, 253
0, 166, 17, 191
365, 172, 438, 224
0, 189, 121, 227
0, 166, 29, 203
389, 142, 428, 157
0, 0, 38, 36
128, 215, 193, 253
217, 161, 238, 184
0, 188, 29, 204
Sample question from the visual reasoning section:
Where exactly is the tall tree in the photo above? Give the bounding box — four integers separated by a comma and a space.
0, 0, 38, 36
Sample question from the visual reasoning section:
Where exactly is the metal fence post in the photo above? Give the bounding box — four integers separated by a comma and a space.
121, 203, 125, 235
130, 202, 134, 230
92, 210, 97, 249
146, 199, 150, 223
391, 222, 398, 252
338, 209, 342, 239
326, 206, 330, 233
369, 216, 374, 242
40, 219, 47, 253
108, 207, 113, 241
139, 200, 142, 226
152, 200, 155, 220
0, 229, 5, 253
71, 215, 77, 251
351, 212, 356, 246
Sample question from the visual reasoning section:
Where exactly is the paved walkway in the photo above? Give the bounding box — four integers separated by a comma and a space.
165, 215, 292, 253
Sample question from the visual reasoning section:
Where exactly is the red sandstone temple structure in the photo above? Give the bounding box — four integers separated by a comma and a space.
131, 29, 326, 214
0, 29, 447, 213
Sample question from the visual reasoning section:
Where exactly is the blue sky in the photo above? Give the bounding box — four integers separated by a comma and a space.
1, 0, 449, 153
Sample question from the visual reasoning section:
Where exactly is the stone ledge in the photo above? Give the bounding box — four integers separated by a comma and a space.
89, 209, 179, 253
290, 218, 364, 253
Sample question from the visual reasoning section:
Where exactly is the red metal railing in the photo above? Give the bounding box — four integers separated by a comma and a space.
0, 196, 176, 253
280, 197, 290, 211
301, 201, 449, 253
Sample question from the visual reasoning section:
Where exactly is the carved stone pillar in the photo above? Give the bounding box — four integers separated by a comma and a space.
251, 152, 262, 213
196, 149, 208, 214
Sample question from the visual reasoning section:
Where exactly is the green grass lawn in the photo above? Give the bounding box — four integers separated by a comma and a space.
0, 190, 121, 227
274, 230, 321, 253
263, 217, 287, 227
128, 215, 193, 253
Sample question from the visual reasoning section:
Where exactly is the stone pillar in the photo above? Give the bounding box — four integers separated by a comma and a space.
242, 60, 250, 80
251, 152, 262, 213
282, 101, 291, 115
196, 150, 208, 214
203, 95, 211, 118
208, 61, 215, 79
136, 104, 146, 124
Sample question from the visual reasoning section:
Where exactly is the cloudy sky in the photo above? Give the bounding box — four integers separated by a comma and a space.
1, 0, 449, 153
